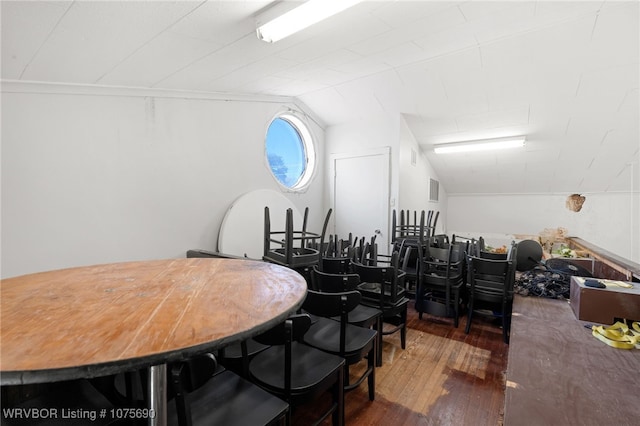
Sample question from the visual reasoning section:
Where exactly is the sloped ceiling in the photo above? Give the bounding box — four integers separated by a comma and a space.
2, 0, 638, 194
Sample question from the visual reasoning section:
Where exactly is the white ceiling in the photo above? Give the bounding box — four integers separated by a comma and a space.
2, 0, 638, 194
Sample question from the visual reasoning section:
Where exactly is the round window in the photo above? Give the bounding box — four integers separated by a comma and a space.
265, 113, 315, 190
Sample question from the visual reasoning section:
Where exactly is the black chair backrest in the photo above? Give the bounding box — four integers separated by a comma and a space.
311, 267, 360, 292
429, 234, 449, 248
353, 255, 397, 285
467, 256, 514, 295
171, 353, 217, 394
252, 314, 311, 346
303, 289, 361, 319
480, 250, 508, 260
252, 314, 311, 398
419, 243, 465, 278
320, 256, 352, 274
352, 251, 404, 305
170, 353, 218, 425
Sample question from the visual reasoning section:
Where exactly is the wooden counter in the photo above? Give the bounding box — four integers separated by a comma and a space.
566, 237, 640, 281
504, 295, 639, 426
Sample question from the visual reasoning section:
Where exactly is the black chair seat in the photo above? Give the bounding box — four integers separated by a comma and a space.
339, 304, 382, 327
167, 368, 288, 426
357, 281, 407, 302
249, 314, 345, 426
359, 296, 409, 335
304, 317, 377, 365
217, 338, 270, 378
250, 342, 345, 402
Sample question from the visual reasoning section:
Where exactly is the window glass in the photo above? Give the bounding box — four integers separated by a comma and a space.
265, 113, 315, 190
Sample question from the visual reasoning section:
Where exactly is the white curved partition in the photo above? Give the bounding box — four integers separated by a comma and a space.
218, 189, 302, 259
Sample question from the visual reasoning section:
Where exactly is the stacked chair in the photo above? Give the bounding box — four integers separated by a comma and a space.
301, 289, 378, 401
262, 206, 332, 284
415, 237, 466, 327
465, 241, 518, 343
390, 210, 430, 298
310, 267, 384, 367
352, 245, 410, 356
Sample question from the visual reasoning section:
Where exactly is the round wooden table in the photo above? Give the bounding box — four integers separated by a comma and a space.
1, 258, 307, 425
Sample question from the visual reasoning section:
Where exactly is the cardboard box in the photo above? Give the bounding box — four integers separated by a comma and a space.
570, 276, 640, 324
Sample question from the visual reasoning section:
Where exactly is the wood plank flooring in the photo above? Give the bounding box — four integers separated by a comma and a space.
293, 306, 509, 425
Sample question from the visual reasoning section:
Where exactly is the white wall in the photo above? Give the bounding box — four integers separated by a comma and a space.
324, 114, 399, 243
448, 192, 640, 263
398, 116, 447, 235
324, 114, 448, 244
1, 83, 325, 278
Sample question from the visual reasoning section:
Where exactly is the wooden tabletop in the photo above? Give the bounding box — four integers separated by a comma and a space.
1, 258, 307, 385
504, 295, 639, 425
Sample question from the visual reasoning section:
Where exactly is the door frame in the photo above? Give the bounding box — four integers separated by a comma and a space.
329, 147, 391, 253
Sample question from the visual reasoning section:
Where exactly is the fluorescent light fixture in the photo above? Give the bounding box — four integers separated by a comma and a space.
433, 137, 526, 154
257, 0, 363, 43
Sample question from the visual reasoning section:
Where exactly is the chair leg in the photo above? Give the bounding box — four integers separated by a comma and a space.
502, 316, 509, 344
344, 364, 350, 387
503, 300, 512, 344
332, 366, 345, 426
465, 298, 474, 334
368, 346, 375, 401
376, 317, 383, 367
453, 291, 459, 328
400, 308, 407, 350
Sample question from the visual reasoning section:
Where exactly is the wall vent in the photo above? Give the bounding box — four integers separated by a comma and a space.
429, 178, 439, 202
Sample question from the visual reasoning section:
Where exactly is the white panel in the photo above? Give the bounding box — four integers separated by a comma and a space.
100, 30, 222, 87
1, 1, 71, 79
21, 1, 198, 83
349, 5, 466, 56
159, 34, 274, 90
370, 0, 461, 28
372, 42, 429, 68
275, 49, 361, 80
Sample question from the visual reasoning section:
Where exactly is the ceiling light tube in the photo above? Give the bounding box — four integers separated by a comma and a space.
257, 0, 363, 43
434, 137, 526, 154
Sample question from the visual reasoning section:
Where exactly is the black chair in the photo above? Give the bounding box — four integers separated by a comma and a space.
319, 256, 352, 275
351, 250, 409, 354
416, 243, 465, 327
262, 207, 332, 285
249, 314, 345, 426
394, 241, 421, 298
217, 338, 270, 379
310, 267, 383, 365
168, 353, 288, 426
465, 247, 517, 344
429, 234, 450, 248
302, 289, 377, 401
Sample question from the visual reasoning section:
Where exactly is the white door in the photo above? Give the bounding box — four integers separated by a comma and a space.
330, 147, 390, 254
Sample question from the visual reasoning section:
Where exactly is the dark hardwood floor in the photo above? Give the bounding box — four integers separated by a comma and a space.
293, 305, 509, 425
